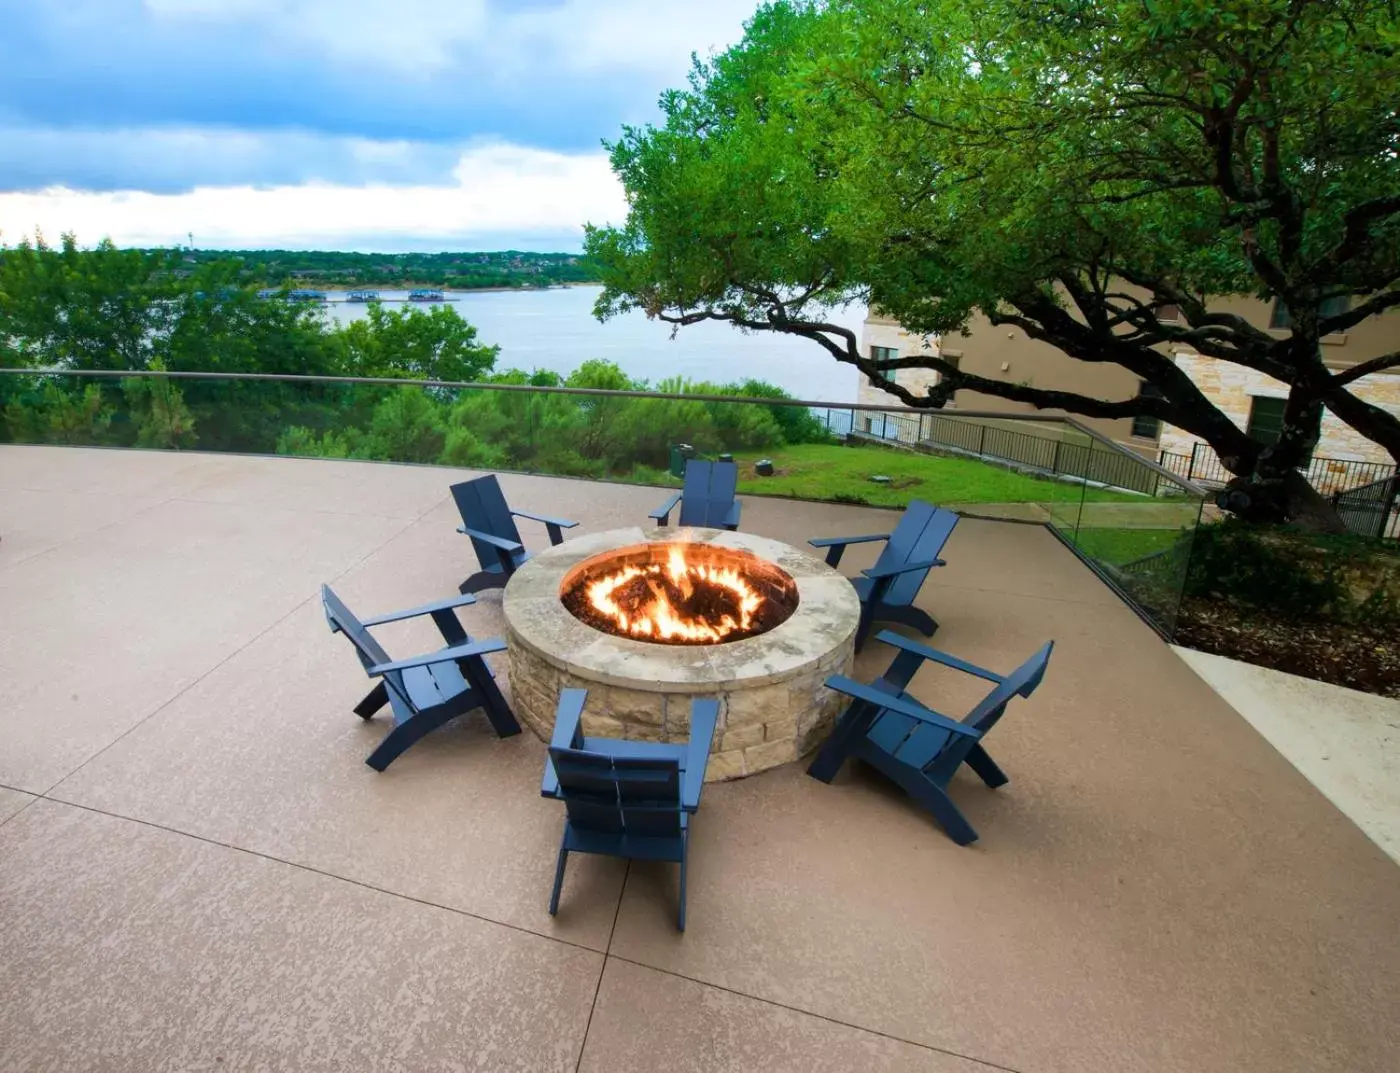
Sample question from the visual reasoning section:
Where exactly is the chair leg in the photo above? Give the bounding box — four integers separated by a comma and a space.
353, 681, 388, 719
458, 571, 507, 596
807, 700, 878, 783
462, 658, 522, 738
677, 834, 688, 932
364, 711, 449, 772
880, 603, 939, 639
964, 744, 1009, 788
854, 601, 875, 653
916, 783, 979, 846
549, 840, 569, 916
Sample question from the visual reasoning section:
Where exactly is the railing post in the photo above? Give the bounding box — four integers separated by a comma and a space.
1052, 439, 1062, 475
977, 422, 987, 458
1188, 441, 1200, 482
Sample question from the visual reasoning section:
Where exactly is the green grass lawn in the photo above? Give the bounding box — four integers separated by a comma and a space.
726, 442, 1145, 508
1071, 526, 1188, 565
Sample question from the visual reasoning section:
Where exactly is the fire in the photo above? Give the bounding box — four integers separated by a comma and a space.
584, 544, 766, 643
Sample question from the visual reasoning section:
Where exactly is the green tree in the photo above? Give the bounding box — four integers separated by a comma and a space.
0, 233, 176, 370
336, 303, 499, 382
121, 362, 197, 449
2, 382, 113, 444
586, 0, 1400, 525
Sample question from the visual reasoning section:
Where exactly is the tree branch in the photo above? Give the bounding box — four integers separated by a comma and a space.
1330, 349, 1400, 387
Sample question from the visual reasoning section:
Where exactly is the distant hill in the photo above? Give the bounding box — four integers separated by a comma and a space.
170, 248, 600, 289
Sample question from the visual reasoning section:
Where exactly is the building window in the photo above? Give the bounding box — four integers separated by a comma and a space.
1131, 381, 1163, 440
1157, 303, 1181, 323
1269, 296, 1350, 330
1246, 396, 1286, 444
1245, 396, 1313, 462
868, 345, 899, 387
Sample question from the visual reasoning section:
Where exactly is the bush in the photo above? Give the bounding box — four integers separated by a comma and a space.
1185, 521, 1400, 625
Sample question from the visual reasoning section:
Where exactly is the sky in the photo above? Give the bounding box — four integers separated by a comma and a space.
0, 0, 763, 252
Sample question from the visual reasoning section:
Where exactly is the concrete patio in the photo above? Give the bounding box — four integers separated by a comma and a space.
1, 444, 1397, 1073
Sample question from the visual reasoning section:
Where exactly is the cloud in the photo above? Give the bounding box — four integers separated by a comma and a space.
0, 142, 627, 251
0, 0, 761, 247
142, 0, 754, 77
143, 0, 492, 72
0, 1, 761, 175
0, 127, 465, 193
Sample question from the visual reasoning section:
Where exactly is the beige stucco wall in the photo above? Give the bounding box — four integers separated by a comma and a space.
858, 309, 1154, 454
854, 316, 940, 444
862, 295, 1400, 466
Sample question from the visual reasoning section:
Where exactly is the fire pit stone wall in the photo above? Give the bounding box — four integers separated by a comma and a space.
502, 526, 861, 781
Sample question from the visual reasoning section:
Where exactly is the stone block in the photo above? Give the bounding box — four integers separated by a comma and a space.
719, 723, 764, 752
763, 715, 798, 743
743, 738, 798, 773
580, 714, 626, 739
625, 721, 665, 743
607, 687, 665, 726
705, 749, 747, 782
723, 684, 789, 729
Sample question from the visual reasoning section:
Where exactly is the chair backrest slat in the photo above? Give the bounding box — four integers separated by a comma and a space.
549, 746, 682, 838
963, 642, 1054, 736
450, 476, 523, 568
872, 501, 958, 606
321, 585, 415, 714
677, 460, 739, 528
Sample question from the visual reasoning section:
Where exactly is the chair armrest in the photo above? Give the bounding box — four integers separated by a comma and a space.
360, 592, 477, 627
512, 508, 578, 529
542, 688, 589, 798
367, 637, 506, 677
512, 509, 578, 546
873, 631, 1004, 683
824, 675, 981, 739
807, 533, 889, 568
648, 492, 683, 525
680, 698, 721, 811
457, 526, 524, 554
808, 533, 890, 548
861, 557, 945, 580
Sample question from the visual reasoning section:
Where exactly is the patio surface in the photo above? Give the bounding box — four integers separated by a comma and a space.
1, 444, 1398, 1073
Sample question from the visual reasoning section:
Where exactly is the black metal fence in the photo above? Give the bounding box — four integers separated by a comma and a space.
840, 409, 1166, 495
1160, 442, 1399, 538
1332, 476, 1400, 539
1158, 442, 1396, 496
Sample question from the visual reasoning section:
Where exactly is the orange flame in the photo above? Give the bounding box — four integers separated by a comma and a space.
585, 544, 765, 643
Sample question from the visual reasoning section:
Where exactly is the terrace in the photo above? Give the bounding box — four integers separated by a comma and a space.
1, 443, 1398, 1073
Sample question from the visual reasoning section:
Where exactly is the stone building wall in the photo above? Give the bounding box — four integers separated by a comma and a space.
1158, 352, 1400, 480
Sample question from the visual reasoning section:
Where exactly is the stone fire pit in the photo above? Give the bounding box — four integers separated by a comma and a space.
502, 526, 860, 781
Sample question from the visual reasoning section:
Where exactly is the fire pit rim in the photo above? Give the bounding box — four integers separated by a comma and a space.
501, 526, 861, 693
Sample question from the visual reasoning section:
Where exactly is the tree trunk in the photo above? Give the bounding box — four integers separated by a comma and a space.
1216, 470, 1349, 532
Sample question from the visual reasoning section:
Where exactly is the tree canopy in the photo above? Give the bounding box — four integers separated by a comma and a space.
586, 0, 1400, 523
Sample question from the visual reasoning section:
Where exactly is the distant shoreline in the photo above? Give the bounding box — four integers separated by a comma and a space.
291, 281, 600, 295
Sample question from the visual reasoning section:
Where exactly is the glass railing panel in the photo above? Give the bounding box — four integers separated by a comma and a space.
1, 370, 1211, 634
1067, 436, 1207, 636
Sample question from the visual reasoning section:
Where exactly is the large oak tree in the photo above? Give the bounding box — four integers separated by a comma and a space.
585, 0, 1400, 525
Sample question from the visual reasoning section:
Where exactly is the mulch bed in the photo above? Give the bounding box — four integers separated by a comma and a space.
1174, 598, 1400, 699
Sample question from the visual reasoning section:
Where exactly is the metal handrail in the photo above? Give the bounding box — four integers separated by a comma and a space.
0, 366, 1209, 497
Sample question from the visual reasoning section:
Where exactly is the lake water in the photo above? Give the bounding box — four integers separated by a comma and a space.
322, 285, 865, 403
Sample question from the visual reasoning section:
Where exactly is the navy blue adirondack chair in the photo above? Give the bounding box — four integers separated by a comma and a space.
650, 459, 742, 530
321, 584, 520, 771
809, 500, 958, 651
451, 474, 578, 595
808, 631, 1054, 844
541, 688, 720, 931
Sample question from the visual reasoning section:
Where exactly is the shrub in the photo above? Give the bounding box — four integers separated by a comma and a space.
1185, 521, 1400, 625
